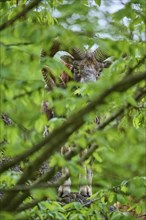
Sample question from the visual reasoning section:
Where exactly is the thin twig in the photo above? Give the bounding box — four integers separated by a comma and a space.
0, 41, 32, 47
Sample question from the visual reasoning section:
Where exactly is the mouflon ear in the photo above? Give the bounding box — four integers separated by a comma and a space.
72, 48, 85, 60
94, 48, 109, 62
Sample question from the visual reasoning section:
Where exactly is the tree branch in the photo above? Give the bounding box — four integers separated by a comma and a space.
0, 0, 41, 32
0, 182, 104, 192
16, 196, 48, 212
0, 41, 32, 47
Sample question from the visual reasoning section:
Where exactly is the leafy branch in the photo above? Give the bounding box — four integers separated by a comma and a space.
125, 55, 146, 76
2, 83, 144, 194
16, 196, 48, 212
0, 72, 145, 174
0, 71, 145, 211
0, 0, 41, 31
3, 86, 42, 102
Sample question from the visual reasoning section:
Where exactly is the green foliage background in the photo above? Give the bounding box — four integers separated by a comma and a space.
0, 0, 145, 219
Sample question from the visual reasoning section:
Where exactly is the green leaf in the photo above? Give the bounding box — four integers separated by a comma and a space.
93, 152, 103, 163
108, 192, 115, 203
95, 0, 101, 6
136, 204, 142, 214
117, 194, 127, 204
0, 212, 15, 220
121, 185, 128, 193
74, 202, 82, 210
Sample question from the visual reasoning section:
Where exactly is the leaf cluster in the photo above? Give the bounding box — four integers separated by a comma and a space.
0, 0, 146, 219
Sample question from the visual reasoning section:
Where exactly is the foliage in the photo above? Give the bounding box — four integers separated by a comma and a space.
0, 0, 145, 219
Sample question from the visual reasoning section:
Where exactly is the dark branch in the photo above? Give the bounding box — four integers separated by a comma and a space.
0, 0, 41, 32
0, 182, 104, 192
0, 41, 32, 47
16, 196, 48, 212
